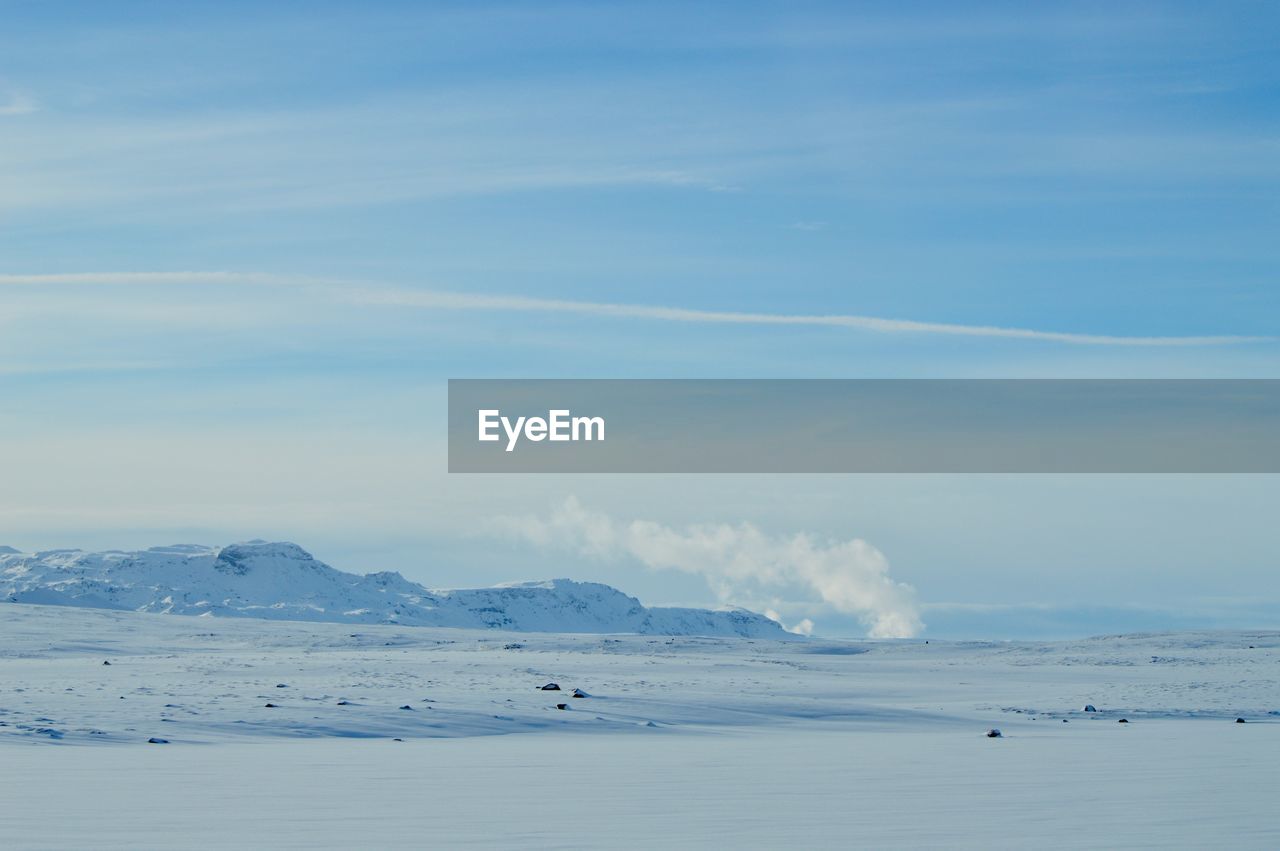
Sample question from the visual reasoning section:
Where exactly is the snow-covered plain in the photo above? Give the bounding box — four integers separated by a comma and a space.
2, 603, 1278, 848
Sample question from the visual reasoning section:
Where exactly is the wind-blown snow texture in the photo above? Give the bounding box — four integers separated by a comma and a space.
2, 603, 1277, 746
0, 541, 784, 638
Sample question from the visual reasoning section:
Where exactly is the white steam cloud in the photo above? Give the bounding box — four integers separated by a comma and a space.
502, 497, 923, 638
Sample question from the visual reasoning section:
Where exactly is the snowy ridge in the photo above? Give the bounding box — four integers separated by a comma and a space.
0, 541, 786, 638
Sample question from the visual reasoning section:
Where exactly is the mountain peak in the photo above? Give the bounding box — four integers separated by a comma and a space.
221, 540, 314, 559
212, 541, 317, 575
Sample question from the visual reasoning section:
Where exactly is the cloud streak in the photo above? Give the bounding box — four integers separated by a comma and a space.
0, 91, 37, 116
500, 496, 923, 638
0, 271, 1268, 347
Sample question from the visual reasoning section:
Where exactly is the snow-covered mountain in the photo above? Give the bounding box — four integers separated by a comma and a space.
0, 541, 786, 638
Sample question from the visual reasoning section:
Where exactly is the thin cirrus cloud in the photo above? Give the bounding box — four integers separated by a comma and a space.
0, 271, 1270, 347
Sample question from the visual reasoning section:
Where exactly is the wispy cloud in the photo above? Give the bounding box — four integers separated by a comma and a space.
498, 496, 923, 638
0, 272, 266, 286
354, 288, 1272, 346
0, 360, 171, 377
0, 89, 743, 215
0, 90, 37, 116
0, 271, 1269, 346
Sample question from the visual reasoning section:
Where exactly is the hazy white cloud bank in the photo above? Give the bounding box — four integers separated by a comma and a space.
501, 497, 923, 638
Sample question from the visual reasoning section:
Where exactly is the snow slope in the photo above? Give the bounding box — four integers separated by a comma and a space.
0, 541, 783, 637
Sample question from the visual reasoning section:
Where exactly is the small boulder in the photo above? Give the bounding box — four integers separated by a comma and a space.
540, 683, 561, 691
399, 705, 414, 711
1235, 717, 1247, 724
102, 661, 112, 666
1082, 704, 1096, 712
986, 728, 1003, 738
264, 703, 278, 708
555, 703, 568, 710
337, 700, 351, 705
571, 688, 590, 699
1118, 718, 1129, 724
275, 683, 288, 688
147, 737, 169, 744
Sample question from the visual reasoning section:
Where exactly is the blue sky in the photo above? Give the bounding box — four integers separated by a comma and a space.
1, 1, 1277, 637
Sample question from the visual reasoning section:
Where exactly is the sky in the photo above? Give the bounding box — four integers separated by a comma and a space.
1, 1, 1278, 638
